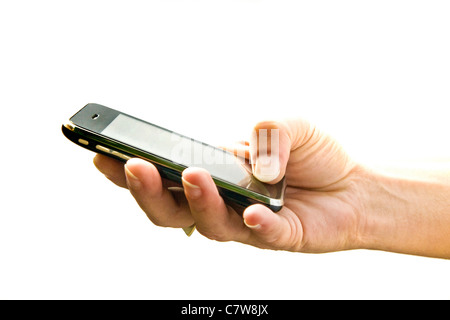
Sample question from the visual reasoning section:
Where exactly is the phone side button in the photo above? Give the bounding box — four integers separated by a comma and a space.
111, 150, 132, 161
78, 139, 89, 146
96, 145, 111, 153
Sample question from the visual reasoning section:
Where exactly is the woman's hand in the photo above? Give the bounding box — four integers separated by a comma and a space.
93, 118, 450, 258
94, 118, 364, 253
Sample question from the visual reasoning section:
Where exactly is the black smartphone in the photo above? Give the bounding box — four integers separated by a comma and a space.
62, 103, 286, 212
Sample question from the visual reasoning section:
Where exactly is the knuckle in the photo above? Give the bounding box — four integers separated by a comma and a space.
197, 227, 229, 242
147, 215, 170, 227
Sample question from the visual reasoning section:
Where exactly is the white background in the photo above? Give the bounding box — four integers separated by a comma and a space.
0, 0, 449, 299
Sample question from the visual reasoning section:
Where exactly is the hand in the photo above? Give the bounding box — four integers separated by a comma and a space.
93, 118, 365, 253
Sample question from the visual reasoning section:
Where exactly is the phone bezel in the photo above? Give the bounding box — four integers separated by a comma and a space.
62, 103, 285, 211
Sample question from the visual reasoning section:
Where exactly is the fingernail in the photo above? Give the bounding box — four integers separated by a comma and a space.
182, 177, 202, 200
254, 155, 280, 182
125, 165, 141, 190
244, 219, 261, 230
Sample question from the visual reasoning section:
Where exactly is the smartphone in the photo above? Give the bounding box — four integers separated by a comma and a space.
62, 103, 286, 212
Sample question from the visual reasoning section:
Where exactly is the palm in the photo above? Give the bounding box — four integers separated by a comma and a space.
241, 128, 360, 252
278, 185, 359, 252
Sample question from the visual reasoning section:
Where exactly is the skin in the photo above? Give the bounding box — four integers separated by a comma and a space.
93, 119, 450, 259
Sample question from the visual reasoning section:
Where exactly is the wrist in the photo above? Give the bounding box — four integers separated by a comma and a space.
356, 165, 450, 258
356, 167, 406, 253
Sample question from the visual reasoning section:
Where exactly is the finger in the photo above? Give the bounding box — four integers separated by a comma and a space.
250, 121, 292, 184
93, 154, 180, 189
243, 204, 302, 250
125, 158, 194, 228
93, 154, 128, 188
181, 167, 249, 242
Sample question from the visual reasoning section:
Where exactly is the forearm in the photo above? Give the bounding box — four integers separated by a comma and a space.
358, 166, 450, 259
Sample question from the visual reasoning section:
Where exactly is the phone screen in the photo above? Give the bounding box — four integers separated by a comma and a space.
100, 113, 266, 192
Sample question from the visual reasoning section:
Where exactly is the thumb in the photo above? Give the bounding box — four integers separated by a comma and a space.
250, 120, 292, 184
